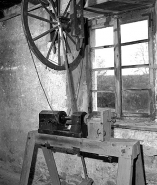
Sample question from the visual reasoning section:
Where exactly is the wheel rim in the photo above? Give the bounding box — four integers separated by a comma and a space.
21, 0, 85, 70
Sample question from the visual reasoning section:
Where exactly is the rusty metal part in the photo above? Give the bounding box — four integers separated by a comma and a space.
38, 110, 88, 138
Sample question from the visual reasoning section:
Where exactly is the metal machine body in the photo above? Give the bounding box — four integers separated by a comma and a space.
38, 110, 88, 138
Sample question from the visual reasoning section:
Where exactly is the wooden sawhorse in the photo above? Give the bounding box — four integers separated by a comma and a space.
19, 130, 146, 185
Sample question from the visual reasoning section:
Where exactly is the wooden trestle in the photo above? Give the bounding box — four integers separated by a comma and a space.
19, 130, 146, 185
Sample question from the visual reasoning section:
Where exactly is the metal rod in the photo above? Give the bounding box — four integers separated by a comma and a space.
81, 156, 88, 179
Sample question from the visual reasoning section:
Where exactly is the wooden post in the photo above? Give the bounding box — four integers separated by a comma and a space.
114, 17, 122, 118
148, 10, 156, 120
59, 25, 78, 113
101, 110, 111, 141
154, 1, 157, 120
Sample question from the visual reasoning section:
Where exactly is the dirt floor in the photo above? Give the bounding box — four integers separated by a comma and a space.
0, 169, 19, 185
0, 168, 157, 185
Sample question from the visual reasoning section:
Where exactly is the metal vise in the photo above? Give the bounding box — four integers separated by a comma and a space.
38, 110, 88, 138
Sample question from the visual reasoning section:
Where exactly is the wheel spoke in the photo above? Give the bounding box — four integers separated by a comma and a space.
46, 30, 58, 59
28, 4, 43, 13
33, 26, 58, 41
39, 0, 56, 20
49, 0, 58, 18
28, 13, 57, 24
57, 0, 60, 16
63, 33, 71, 54
63, 0, 72, 17
58, 33, 61, 65
64, 30, 76, 45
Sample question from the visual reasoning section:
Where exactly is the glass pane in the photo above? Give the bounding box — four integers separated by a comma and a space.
122, 43, 148, 66
92, 92, 115, 111
121, 20, 148, 43
95, 27, 113, 47
92, 70, 115, 91
92, 48, 114, 69
97, 92, 115, 109
122, 68, 149, 89
122, 90, 150, 114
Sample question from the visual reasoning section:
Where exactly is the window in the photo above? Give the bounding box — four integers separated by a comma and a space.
90, 27, 115, 112
90, 18, 153, 118
121, 20, 149, 116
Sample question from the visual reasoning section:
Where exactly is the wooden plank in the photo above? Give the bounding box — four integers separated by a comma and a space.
114, 17, 122, 118
117, 157, 133, 185
19, 132, 36, 185
89, 8, 150, 29
59, 26, 78, 113
89, 29, 98, 111
148, 11, 156, 120
101, 110, 111, 141
42, 147, 61, 185
33, 131, 139, 158
85, 0, 154, 7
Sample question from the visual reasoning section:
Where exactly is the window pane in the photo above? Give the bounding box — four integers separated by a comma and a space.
95, 27, 113, 47
122, 90, 150, 114
98, 92, 115, 109
121, 20, 148, 43
92, 70, 115, 91
92, 92, 115, 111
122, 43, 148, 66
92, 48, 114, 69
122, 68, 149, 89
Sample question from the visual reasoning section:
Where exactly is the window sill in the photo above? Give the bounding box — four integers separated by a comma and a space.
113, 119, 157, 132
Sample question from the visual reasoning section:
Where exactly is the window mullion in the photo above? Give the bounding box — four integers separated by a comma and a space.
114, 17, 122, 118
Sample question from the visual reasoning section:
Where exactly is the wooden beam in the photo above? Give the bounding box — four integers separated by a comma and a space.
114, 17, 122, 118
34, 131, 140, 159
89, 8, 150, 29
148, 10, 156, 120
85, 0, 154, 8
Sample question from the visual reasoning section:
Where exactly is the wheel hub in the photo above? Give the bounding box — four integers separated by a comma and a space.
59, 16, 71, 32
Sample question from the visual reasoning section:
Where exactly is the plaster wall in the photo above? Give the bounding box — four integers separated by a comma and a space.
0, 4, 67, 174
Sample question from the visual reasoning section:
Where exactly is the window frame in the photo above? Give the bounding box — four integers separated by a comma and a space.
88, 9, 155, 119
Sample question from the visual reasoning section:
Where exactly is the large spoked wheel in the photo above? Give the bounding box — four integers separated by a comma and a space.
21, 0, 85, 70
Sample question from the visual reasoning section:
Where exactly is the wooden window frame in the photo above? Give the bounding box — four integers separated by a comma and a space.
88, 9, 155, 120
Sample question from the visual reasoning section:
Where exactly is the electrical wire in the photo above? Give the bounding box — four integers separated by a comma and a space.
27, 43, 53, 111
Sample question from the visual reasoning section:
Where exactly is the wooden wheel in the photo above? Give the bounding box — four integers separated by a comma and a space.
21, 0, 85, 70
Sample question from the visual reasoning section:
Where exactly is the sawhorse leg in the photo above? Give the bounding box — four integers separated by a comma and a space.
19, 132, 36, 185
117, 157, 133, 185
19, 132, 61, 185
134, 150, 146, 185
42, 147, 61, 185
117, 143, 145, 185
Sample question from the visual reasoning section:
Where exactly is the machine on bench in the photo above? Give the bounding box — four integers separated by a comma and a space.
38, 110, 88, 138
